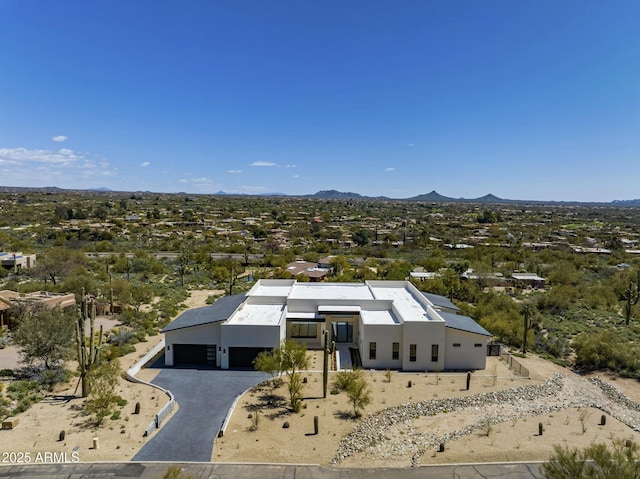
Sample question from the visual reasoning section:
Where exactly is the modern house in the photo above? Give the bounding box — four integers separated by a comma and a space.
0, 252, 36, 271
161, 280, 492, 372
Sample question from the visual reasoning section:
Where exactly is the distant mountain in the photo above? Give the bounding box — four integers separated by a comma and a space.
612, 199, 640, 206
475, 193, 505, 203
406, 190, 456, 202
310, 190, 365, 199
0, 184, 636, 206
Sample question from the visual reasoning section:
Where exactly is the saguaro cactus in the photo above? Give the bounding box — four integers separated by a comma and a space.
521, 302, 533, 354
622, 270, 640, 326
75, 291, 103, 398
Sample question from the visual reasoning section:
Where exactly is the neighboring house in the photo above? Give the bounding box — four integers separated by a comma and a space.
161, 279, 492, 372
0, 252, 36, 271
0, 290, 76, 329
511, 273, 546, 289
284, 260, 332, 282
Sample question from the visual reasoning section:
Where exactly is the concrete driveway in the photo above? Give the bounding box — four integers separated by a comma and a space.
133, 359, 268, 462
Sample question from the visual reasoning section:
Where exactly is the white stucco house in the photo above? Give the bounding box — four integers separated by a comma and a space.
161, 279, 492, 371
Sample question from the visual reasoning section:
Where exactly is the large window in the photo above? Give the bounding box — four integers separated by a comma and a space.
409, 344, 417, 362
392, 342, 400, 360
369, 342, 376, 360
290, 321, 317, 338
431, 344, 439, 362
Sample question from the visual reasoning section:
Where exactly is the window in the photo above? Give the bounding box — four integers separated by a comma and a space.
431, 344, 439, 362
474, 343, 483, 348
369, 342, 376, 360
409, 344, 417, 362
392, 342, 400, 360
453, 343, 461, 348
290, 321, 317, 338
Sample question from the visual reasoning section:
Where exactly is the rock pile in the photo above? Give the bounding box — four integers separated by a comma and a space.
332, 372, 640, 465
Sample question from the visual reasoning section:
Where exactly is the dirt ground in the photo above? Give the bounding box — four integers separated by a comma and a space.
214, 354, 640, 467
0, 289, 222, 463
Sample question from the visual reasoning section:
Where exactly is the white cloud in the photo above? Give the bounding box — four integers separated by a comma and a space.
293, 174, 300, 178
52, 135, 68, 142
284, 164, 296, 168
250, 161, 276, 167
385, 167, 395, 172
141, 161, 150, 167
0, 146, 116, 186
408, 143, 414, 147
227, 169, 242, 174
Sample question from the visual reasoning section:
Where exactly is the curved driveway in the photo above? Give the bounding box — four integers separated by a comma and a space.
133, 364, 268, 462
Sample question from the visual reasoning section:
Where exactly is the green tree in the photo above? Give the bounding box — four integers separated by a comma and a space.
253, 349, 283, 387
13, 307, 75, 370
346, 371, 371, 418
254, 340, 309, 412
83, 359, 121, 426
543, 439, 640, 479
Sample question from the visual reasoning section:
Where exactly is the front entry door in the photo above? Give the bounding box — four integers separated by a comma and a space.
332, 321, 353, 343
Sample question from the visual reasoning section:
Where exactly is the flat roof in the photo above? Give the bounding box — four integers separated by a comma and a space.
227, 303, 284, 326
250, 283, 294, 297
360, 309, 399, 325
369, 285, 432, 322
288, 283, 374, 300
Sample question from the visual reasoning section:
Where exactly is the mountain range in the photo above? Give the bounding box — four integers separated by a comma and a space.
1, 185, 640, 206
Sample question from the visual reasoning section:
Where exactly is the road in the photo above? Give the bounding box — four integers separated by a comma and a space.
0, 462, 546, 479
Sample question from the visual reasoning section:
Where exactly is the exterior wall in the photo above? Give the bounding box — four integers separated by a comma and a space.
444, 329, 488, 371
401, 320, 446, 372
164, 323, 221, 366
220, 323, 283, 369
285, 321, 325, 349
359, 323, 403, 370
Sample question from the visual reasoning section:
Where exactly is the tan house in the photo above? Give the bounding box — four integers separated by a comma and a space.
0, 290, 76, 329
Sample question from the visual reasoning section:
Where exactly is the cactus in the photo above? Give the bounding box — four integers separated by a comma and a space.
59, 430, 65, 441
538, 422, 543, 436
134, 402, 141, 415
621, 270, 640, 326
314, 415, 319, 435
75, 290, 103, 398
521, 302, 534, 354
466, 371, 471, 391
322, 330, 329, 398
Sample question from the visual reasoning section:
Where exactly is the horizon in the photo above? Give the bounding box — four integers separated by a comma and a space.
1, 1, 639, 202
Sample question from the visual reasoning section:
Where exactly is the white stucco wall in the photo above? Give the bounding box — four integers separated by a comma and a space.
359, 323, 403, 370
401, 320, 446, 372
444, 328, 489, 371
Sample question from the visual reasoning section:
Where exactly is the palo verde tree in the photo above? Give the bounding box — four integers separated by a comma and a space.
254, 339, 309, 412
75, 293, 103, 397
13, 306, 75, 370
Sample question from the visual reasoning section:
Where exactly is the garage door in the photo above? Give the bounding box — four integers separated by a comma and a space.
173, 344, 216, 366
229, 347, 270, 369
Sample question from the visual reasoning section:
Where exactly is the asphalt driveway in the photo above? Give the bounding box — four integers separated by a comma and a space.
133, 359, 268, 462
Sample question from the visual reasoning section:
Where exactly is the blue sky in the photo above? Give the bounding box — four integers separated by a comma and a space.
1, 1, 639, 201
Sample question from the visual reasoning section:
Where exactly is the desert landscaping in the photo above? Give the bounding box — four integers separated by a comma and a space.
3, 290, 640, 468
